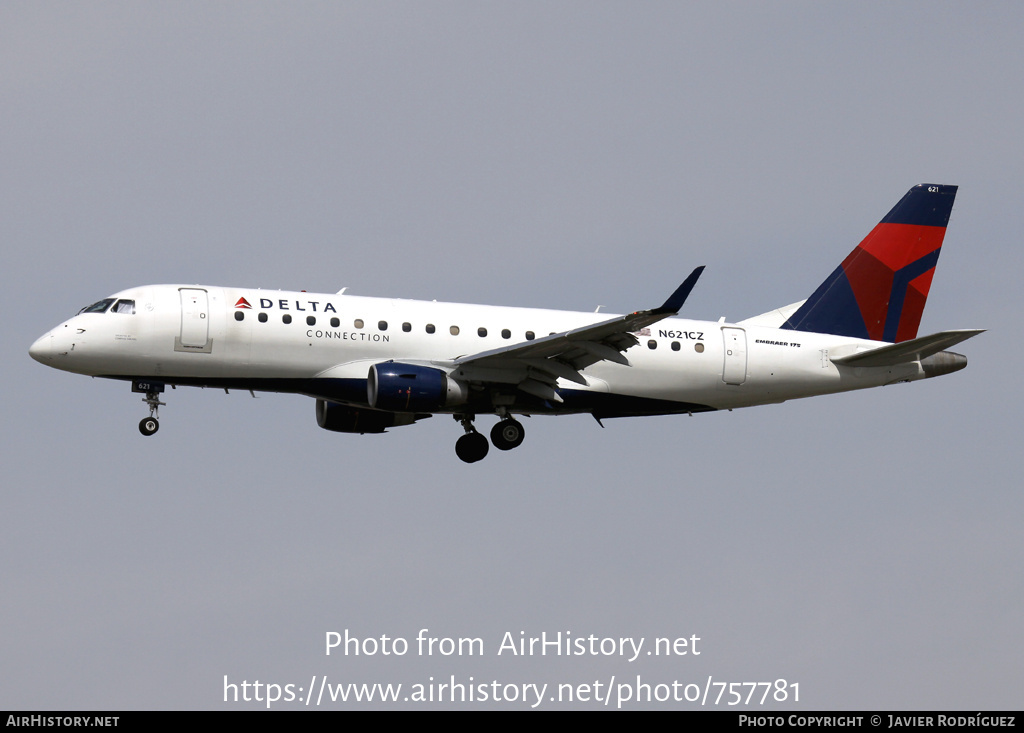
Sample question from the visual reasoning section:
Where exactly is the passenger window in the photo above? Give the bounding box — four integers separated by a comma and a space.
501, 329, 511, 339
112, 299, 135, 314
478, 327, 487, 337
695, 343, 705, 353
282, 314, 292, 324
378, 320, 388, 331
258, 312, 268, 323
234, 311, 245, 322
426, 324, 436, 334
648, 340, 657, 349
354, 319, 364, 329
306, 316, 316, 326
525, 331, 535, 340
402, 322, 411, 332
330, 317, 340, 328
450, 325, 460, 335
671, 341, 680, 351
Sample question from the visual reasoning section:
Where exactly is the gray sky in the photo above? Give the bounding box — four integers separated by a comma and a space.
2, 2, 1020, 709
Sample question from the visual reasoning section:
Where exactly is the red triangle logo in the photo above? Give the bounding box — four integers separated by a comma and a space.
235, 297, 252, 309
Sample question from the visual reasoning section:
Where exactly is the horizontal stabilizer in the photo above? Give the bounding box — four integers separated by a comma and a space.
830, 329, 984, 368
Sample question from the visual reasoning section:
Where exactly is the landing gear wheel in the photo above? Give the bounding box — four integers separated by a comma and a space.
490, 419, 525, 451
455, 432, 489, 463
138, 387, 166, 437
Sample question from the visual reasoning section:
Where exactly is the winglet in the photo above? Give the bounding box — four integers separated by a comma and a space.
654, 266, 705, 315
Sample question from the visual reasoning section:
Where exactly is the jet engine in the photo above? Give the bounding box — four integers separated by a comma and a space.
315, 399, 427, 434
367, 362, 469, 412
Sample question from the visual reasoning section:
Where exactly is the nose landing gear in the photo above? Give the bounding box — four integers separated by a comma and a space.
132, 380, 166, 437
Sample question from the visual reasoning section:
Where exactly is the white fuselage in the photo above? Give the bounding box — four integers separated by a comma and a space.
30, 284, 932, 417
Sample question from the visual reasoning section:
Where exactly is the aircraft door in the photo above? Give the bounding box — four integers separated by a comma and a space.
176, 288, 212, 352
721, 327, 747, 385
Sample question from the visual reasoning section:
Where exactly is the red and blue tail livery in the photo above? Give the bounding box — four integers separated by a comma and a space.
782, 184, 957, 343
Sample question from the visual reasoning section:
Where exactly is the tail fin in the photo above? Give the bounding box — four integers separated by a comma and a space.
781, 184, 957, 343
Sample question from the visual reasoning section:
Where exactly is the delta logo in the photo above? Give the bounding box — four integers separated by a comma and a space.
233, 295, 339, 313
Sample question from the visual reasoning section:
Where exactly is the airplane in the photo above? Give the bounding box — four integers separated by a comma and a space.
29, 184, 982, 463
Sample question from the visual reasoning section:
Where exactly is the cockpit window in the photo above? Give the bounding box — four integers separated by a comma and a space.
112, 299, 135, 314
78, 298, 115, 314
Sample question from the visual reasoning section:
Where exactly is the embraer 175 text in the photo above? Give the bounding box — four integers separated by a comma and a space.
31, 184, 981, 462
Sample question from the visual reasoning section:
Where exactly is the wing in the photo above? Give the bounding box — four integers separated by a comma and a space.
445, 267, 705, 403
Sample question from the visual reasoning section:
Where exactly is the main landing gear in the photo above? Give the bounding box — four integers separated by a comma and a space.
490, 417, 525, 451
454, 414, 526, 463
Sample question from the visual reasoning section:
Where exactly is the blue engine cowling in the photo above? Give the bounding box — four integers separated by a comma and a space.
315, 399, 427, 434
367, 362, 467, 412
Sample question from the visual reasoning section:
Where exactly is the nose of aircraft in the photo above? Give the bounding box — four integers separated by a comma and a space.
29, 331, 53, 363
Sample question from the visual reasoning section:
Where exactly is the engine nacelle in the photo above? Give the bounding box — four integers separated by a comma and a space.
367, 362, 468, 412
315, 399, 424, 434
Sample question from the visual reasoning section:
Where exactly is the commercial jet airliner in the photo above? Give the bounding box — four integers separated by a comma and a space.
30, 184, 981, 462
